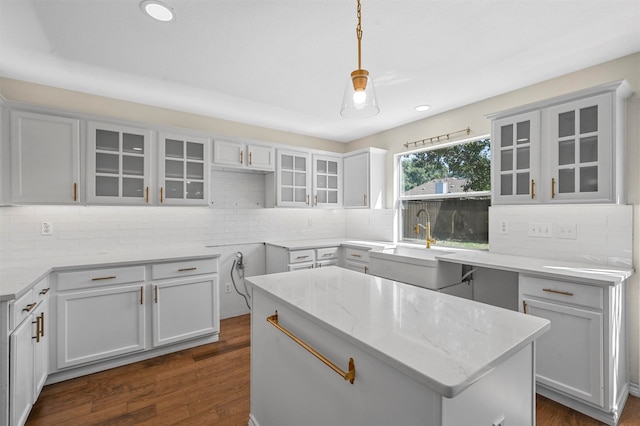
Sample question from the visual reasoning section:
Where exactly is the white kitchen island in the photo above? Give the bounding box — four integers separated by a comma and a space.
247, 267, 550, 426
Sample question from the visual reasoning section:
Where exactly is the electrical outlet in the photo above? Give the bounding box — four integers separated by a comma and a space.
557, 223, 578, 240
224, 283, 231, 293
499, 220, 508, 234
528, 222, 552, 238
41, 222, 53, 236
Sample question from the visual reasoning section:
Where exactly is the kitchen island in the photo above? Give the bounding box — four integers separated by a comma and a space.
247, 267, 550, 426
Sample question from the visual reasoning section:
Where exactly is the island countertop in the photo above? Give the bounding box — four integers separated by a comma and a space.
246, 266, 550, 398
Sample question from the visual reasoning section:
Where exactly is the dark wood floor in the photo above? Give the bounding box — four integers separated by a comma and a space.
27, 314, 640, 425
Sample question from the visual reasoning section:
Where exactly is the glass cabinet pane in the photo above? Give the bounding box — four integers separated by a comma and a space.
559, 111, 575, 137
558, 169, 575, 193
558, 140, 575, 165
516, 172, 530, 195
318, 190, 327, 204
328, 175, 338, 190
317, 175, 327, 189
281, 187, 293, 202
96, 153, 119, 174
580, 106, 598, 134
501, 150, 513, 171
516, 121, 530, 144
186, 162, 204, 180
123, 155, 144, 176
294, 188, 306, 202
281, 155, 293, 170
186, 181, 204, 199
122, 178, 143, 197
96, 176, 119, 196
328, 161, 338, 174
580, 136, 598, 163
165, 139, 184, 158
580, 166, 598, 192
281, 171, 293, 186
96, 129, 119, 151
500, 175, 513, 196
316, 160, 327, 173
501, 124, 513, 147
165, 160, 183, 178
295, 172, 306, 186
294, 157, 306, 171
123, 133, 144, 154
165, 180, 183, 199
516, 147, 529, 170
186, 142, 204, 160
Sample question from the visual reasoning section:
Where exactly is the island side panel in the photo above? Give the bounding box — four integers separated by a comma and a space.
250, 287, 444, 426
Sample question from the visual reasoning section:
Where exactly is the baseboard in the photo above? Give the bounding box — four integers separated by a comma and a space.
630, 382, 640, 398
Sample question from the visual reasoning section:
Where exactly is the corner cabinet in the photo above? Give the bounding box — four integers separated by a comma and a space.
519, 274, 627, 425
10, 110, 81, 204
158, 133, 211, 205
490, 80, 632, 205
86, 121, 152, 204
343, 148, 386, 208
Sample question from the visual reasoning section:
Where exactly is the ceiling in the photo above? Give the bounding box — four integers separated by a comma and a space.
1, 0, 639, 143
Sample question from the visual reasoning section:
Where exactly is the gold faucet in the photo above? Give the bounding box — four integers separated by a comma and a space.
415, 209, 436, 249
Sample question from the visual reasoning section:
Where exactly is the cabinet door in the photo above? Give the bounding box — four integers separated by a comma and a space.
492, 111, 540, 204
545, 93, 612, 202
32, 298, 49, 400
247, 144, 275, 171
522, 297, 604, 407
10, 111, 80, 204
343, 152, 369, 207
158, 133, 210, 205
277, 150, 311, 207
312, 155, 342, 208
87, 122, 151, 204
213, 140, 244, 167
9, 317, 34, 426
152, 276, 219, 347
56, 284, 146, 369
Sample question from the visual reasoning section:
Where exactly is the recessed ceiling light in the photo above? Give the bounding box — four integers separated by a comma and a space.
140, 0, 174, 22
415, 105, 431, 112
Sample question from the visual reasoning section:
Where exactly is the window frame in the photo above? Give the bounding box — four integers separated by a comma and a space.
394, 134, 491, 246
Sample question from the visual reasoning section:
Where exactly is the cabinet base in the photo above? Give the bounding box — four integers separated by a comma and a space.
46, 333, 219, 385
537, 382, 629, 426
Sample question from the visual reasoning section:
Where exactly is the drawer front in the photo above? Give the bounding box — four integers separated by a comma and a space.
11, 289, 35, 330
344, 247, 370, 263
151, 258, 218, 280
316, 247, 339, 260
33, 276, 51, 301
288, 262, 315, 271
288, 249, 315, 264
316, 260, 338, 268
520, 275, 603, 310
57, 266, 146, 291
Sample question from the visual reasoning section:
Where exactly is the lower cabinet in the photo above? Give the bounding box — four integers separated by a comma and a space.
266, 245, 340, 273
342, 246, 370, 274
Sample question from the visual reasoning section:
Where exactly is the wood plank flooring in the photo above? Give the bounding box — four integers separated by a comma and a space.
27, 314, 640, 425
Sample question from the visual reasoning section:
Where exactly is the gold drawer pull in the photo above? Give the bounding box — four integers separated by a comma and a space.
522, 300, 528, 314
22, 303, 37, 313
322, 253, 333, 258
33, 315, 41, 342
39, 288, 50, 295
295, 256, 309, 260
178, 267, 197, 272
92, 276, 116, 281
350, 253, 362, 258
267, 311, 355, 384
543, 288, 574, 296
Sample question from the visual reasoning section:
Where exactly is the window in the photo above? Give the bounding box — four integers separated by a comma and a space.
397, 137, 491, 250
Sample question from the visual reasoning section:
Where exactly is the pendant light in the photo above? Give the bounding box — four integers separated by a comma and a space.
340, 0, 379, 118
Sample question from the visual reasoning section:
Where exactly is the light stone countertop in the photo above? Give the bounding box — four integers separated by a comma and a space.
437, 250, 634, 286
265, 238, 394, 251
246, 266, 550, 398
0, 246, 222, 301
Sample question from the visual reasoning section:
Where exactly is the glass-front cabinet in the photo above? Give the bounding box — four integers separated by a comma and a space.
276, 149, 311, 207
312, 155, 342, 208
492, 111, 540, 204
87, 122, 151, 204
158, 133, 210, 205
545, 93, 611, 202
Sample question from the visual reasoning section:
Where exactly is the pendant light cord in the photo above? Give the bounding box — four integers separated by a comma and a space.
356, 0, 362, 70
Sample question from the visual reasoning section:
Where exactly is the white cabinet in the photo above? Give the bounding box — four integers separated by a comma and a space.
87, 121, 152, 204
158, 132, 210, 205
151, 259, 219, 347
10, 110, 80, 204
312, 154, 342, 208
8, 277, 50, 426
275, 149, 311, 207
342, 246, 370, 274
213, 140, 274, 171
266, 245, 341, 273
490, 80, 632, 205
519, 275, 627, 423
343, 148, 386, 208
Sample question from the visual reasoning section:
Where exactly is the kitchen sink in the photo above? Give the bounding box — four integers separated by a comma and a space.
368, 246, 462, 290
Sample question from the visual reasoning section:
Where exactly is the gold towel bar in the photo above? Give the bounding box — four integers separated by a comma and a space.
267, 311, 356, 384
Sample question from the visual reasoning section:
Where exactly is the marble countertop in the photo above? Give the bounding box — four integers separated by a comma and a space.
265, 238, 394, 251
0, 246, 221, 301
437, 250, 633, 286
246, 266, 550, 398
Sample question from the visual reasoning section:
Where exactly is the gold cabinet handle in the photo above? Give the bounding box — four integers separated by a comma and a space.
351, 253, 362, 258
551, 178, 556, 198
154, 285, 158, 303
315, 194, 318, 206
39, 288, 50, 295
40, 312, 45, 338
363, 194, 367, 206
91, 276, 116, 281
22, 303, 37, 313
145, 186, 149, 203
522, 300, 528, 314
33, 315, 41, 343
531, 179, 535, 199
160, 187, 164, 203
295, 255, 309, 260
543, 288, 574, 296
267, 311, 355, 384
240, 151, 244, 165
364, 266, 369, 274
249, 151, 253, 165
140, 286, 143, 305
306, 194, 310, 206
178, 267, 197, 272
73, 182, 78, 202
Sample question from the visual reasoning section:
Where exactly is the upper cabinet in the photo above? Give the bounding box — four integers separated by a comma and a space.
213, 140, 275, 172
158, 133, 210, 206
274, 149, 311, 207
343, 148, 386, 209
312, 154, 342, 208
87, 121, 152, 205
490, 80, 632, 205
10, 111, 81, 204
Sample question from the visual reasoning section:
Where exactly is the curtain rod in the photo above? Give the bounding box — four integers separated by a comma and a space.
403, 127, 470, 149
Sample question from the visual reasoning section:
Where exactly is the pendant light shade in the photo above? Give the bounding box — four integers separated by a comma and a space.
340, 0, 379, 118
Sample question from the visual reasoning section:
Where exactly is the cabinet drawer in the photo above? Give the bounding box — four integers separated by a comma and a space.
288, 262, 314, 271
33, 276, 51, 301
520, 275, 603, 310
316, 247, 339, 260
57, 266, 146, 291
151, 258, 217, 280
11, 289, 36, 330
288, 249, 315, 264
344, 247, 370, 263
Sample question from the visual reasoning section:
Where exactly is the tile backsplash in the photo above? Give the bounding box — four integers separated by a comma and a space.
489, 204, 633, 267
